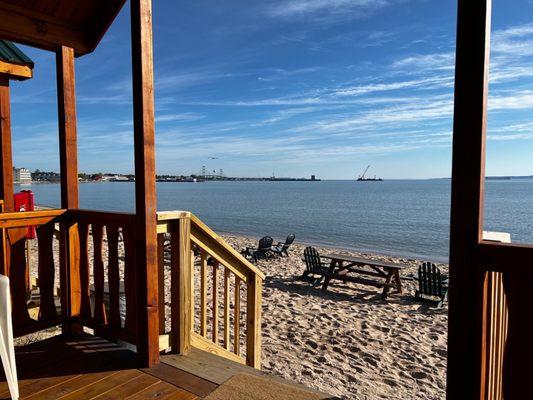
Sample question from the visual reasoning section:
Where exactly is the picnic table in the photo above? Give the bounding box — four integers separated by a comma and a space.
320, 253, 407, 299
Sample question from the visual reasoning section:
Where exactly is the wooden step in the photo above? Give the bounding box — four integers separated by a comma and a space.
161, 348, 330, 398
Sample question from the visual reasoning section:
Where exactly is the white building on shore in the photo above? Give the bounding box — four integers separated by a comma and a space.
14, 167, 32, 184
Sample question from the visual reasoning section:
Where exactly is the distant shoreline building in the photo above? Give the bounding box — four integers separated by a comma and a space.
31, 170, 60, 183
13, 167, 32, 184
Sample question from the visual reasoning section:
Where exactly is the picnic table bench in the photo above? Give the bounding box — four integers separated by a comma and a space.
320, 253, 407, 299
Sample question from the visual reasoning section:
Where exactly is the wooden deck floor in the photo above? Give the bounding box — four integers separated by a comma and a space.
0, 335, 217, 400
161, 348, 326, 395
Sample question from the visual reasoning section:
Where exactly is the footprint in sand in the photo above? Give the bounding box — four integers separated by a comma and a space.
371, 324, 391, 334
410, 370, 428, 380
435, 348, 447, 357
363, 356, 379, 368
382, 378, 399, 387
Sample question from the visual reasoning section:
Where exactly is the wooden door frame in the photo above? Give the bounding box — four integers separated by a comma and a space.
448, 0, 533, 398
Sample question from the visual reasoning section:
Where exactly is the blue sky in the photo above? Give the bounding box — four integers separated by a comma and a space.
7, 0, 533, 179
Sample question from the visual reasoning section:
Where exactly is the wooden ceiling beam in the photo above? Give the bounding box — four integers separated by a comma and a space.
0, 2, 81, 29
0, 5, 89, 55
0, 0, 126, 56
0, 60, 32, 80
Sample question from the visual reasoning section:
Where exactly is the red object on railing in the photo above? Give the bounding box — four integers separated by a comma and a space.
14, 190, 36, 239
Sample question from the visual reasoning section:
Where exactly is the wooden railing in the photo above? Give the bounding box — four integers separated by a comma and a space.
66, 209, 138, 344
157, 211, 265, 368
0, 209, 66, 336
0, 209, 139, 345
0, 208, 264, 368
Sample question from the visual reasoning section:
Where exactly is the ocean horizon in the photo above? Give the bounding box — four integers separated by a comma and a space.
17, 178, 533, 263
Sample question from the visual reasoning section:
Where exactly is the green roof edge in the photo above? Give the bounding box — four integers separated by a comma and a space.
0, 40, 34, 68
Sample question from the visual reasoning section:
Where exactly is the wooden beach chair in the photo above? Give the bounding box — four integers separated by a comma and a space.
415, 262, 449, 308
300, 247, 329, 284
271, 234, 295, 257
241, 236, 273, 262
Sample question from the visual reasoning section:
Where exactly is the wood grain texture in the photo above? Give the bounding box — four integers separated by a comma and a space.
68, 209, 136, 224
130, 0, 159, 367
500, 267, 531, 399
200, 250, 207, 337
92, 223, 106, 325
190, 234, 247, 283
224, 268, 230, 350
190, 215, 264, 280
77, 222, 91, 319
106, 224, 121, 329
212, 261, 219, 345
166, 213, 263, 368
175, 218, 191, 354
56, 46, 79, 210
123, 224, 138, 334
142, 362, 217, 398
190, 333, 244, 366
36, 223, 57, 320
161, 347, 323, 396
0, 1, 126, 56
246, 274, 262, 369
0, 77, 13, 280
7, 226, 31, 327
234, 277, 241, 357
57, 46, 80, 334
1, 334, 205, 400
68, 222, 81, 318
478, 241, 533, 273
0, 59, 32, 80
0, 77, 14, 214
158, 234, 166, 333
0, 210, 65, 227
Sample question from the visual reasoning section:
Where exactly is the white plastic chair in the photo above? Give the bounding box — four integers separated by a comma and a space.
0, 275, 18, 399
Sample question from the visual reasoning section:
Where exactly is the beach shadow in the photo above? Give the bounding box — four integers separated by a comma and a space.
266, 275, 393, 304
264, 275, 448, 316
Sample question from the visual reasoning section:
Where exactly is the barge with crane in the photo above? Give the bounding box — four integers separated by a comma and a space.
357, 165, 383, 181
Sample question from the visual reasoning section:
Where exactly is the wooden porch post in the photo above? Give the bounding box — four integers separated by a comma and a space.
447, 0, 491, 398
131, 0, 159, 367
0, 77, 14, 214
57, 46, 79, 210
0, 77, 14, 277
56, 46, 81, 333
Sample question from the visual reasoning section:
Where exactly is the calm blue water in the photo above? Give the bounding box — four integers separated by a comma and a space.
15, 179, 533, 263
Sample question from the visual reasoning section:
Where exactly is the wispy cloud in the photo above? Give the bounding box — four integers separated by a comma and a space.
489, 90, 533, 111
156, 113, 205, 123
492, 23, 533, 57
257, 67, 320, 82
252, 106, 325, 126
265, 0, 391, 23
333, 76, 454, 96
392, 53, 455, 71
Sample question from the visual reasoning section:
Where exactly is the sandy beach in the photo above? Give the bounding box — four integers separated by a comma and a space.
223, 235, 448, 400
20, 228, 447, 400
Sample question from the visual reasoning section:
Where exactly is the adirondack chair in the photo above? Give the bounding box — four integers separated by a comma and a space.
271, 234, 295, 257
415, 262, 449, 308
301, 246, 329, 284
241, 236, 274, 262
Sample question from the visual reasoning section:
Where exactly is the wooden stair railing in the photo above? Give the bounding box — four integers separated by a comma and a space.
157, 211, 265, 368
